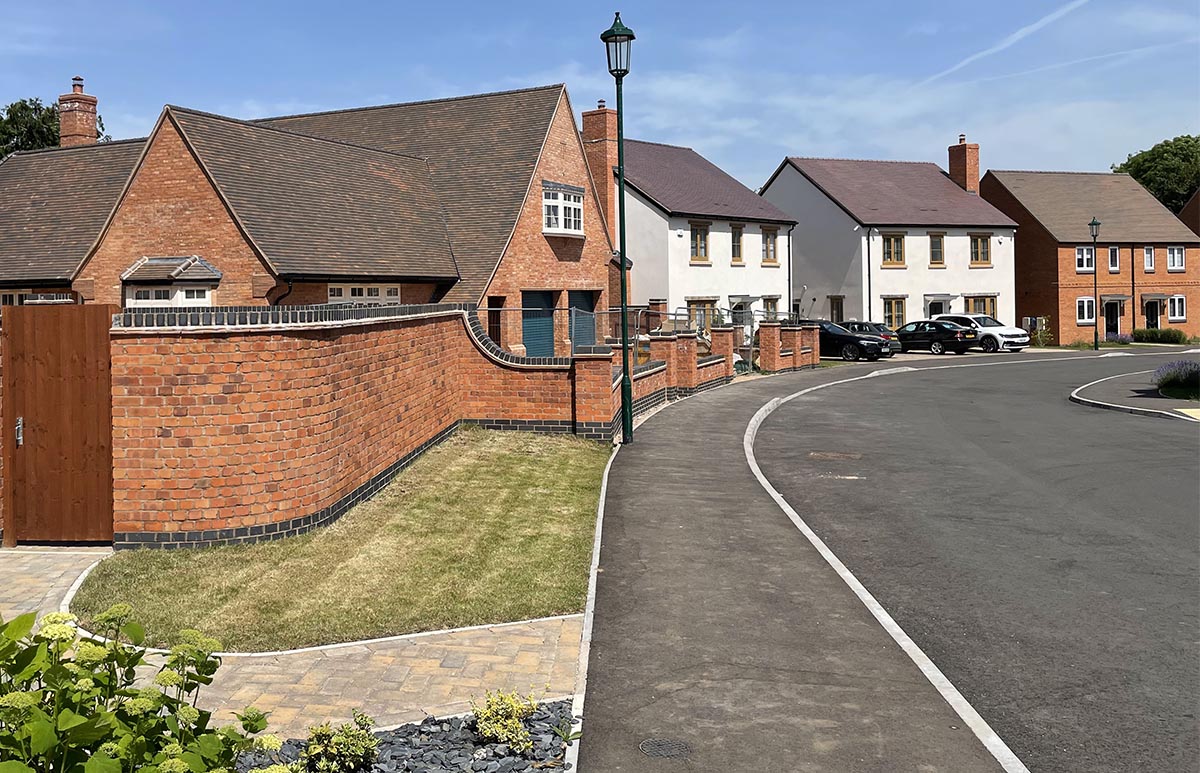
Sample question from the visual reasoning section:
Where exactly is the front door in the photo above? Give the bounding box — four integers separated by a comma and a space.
1104, 302, 1120, 336
2, 305, 115, 545
1145, 301, 1160, 329
521, 291, 556, 357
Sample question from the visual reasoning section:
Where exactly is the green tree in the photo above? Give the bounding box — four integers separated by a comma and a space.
1112, 134, 1200, 213
0, 97, 111, 156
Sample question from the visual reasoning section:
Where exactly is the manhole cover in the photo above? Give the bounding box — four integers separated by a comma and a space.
639, 738, 691, 758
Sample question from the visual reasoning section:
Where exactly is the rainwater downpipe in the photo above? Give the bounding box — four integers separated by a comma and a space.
864, 225, 874, 321
786, 223, 797, 316
273, 278, 295, 305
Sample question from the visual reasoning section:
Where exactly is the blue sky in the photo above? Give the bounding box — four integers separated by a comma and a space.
3, 0, 1197, 187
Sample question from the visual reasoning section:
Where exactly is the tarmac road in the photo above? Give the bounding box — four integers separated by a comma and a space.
755, 353, 1200, 772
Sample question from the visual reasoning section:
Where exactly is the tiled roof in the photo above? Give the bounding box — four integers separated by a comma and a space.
259, 84, 565, 301
121, 255, 223, 283
170, 107, 458, 280
0, 139, 144, 285
986, 171, 1200, 243
623, 140, 794, 223
780, 157, 1015, 228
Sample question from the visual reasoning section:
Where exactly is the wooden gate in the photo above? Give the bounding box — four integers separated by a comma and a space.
2, 305, 115, 545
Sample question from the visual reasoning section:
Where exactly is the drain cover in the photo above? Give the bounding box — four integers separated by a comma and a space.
639, 738, 691, 758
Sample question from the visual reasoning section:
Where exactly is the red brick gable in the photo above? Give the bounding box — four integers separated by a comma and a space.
76, 114, 278, 306
484, 90, 615, 312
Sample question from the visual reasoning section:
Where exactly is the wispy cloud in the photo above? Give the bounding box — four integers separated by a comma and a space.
915, 0, 1090, 87
966, 37, 1200, 84
1114, 5, 1200, 35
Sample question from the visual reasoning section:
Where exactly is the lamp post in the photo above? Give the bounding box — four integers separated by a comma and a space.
1089, 217, 1101, 351
602, 12, 635, 443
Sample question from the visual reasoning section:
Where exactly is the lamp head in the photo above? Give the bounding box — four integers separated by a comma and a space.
601, 12, 635, 78
1088, 217, 1101, 240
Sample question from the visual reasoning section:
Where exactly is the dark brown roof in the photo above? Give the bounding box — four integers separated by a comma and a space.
121, 255, 223, 283
623, 140, 794, 223
170, 107, 458, 280
1177, 187, 1200, 238
778, 157, 1015, 228
986, 170, 1199, 243
0, 139, 144, 286
259, 84, 564, 301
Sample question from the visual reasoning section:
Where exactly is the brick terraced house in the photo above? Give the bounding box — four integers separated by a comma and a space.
580, 101, 796, 327
981, 171, 1200, 344
0, 79, 615, 356
1179, 188, 1200, 238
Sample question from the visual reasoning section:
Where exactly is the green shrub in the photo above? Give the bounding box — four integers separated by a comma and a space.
470, 691, 537, 754
0, 607, 275, 773
1133, 327, 1188, 344
292, 710, 378, 773
1153, 360, 1200, 389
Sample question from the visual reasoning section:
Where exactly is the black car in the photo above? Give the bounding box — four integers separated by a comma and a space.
894, 319, 977, 354
799, 320, 891, 361
842, 321, 902, 354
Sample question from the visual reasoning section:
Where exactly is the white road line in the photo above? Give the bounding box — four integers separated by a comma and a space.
743, 363, 1048, 773
1069, 370, 1200, 423
564, 443, 619, 773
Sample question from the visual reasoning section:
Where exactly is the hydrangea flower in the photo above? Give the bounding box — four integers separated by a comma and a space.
93, 603, 135, 627
176, 704, 200, 724
40, 611, 78, 626
0, 691, 40, 710
36, 623, 77, 643
74, 678, 95, 691
98, 742, 125, 759
162, 743, 184, 757
74, 641, 109, 665
254, 734, 284, 752
122, 697, 157, 716
159, 758, 190, 773
154, 669, 184, 688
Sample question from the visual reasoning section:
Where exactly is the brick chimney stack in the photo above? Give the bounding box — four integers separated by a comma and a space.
581, 98, 619, 242
948, 133, 980, 195
58, 76, 98, 148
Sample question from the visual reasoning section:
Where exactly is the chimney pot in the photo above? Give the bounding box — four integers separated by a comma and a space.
72, 76, 84, 94
959, 133, 966, 144
598, 98, 606, 109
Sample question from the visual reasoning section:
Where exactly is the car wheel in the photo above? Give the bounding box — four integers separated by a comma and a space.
981, 336, 999, 353
840, 343, 861, 361
930, 341, 946, 355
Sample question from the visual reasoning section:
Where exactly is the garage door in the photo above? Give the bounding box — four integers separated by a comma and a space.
522, 291, 556, 357
568, 290, 597, 347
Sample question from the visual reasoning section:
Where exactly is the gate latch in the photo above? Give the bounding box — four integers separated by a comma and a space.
14, 416, 23, 448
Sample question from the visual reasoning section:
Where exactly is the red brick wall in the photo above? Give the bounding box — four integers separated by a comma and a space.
484, 92, 614, 350
78, 118, 279, 307
109, 311, 588, 536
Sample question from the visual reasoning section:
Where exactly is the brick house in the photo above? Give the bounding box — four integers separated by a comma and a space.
580, 101, 795, 326
0, 79, 614, 355
981, 171, 1200, 343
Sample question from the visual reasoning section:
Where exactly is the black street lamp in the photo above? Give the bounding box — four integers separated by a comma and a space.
602, 12, 635, 443
1090, 217, 1101, 351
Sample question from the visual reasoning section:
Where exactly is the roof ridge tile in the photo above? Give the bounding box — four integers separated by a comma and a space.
255, 83, 565, 124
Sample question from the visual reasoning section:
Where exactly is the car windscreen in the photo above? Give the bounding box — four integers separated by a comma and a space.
975, 316, 1003, 327
824, 322, 852, 335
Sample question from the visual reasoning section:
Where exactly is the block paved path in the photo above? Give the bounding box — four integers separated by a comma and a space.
577, 361, 1013, 772
1, 546, 581, 738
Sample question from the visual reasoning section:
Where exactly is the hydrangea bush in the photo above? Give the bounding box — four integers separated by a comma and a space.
0, 607, 278, 773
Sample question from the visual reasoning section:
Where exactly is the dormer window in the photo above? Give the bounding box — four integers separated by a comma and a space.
543, 182, 584, 237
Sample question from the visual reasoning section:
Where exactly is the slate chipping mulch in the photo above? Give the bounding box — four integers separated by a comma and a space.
238, 699, 576, 773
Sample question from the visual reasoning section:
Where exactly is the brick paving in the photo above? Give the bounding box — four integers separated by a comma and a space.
0, 547, 582, 738
0, 548, 110, 621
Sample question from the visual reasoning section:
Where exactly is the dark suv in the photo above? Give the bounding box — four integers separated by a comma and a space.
799, 320, 891, 361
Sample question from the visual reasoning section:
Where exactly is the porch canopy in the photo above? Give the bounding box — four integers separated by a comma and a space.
1100, 294, 1131, 302
1140, 293, 1169, 301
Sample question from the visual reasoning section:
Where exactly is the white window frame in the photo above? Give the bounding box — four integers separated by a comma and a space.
1167, 246, 1185, 272
328, 284, 404, 306
1075, 246, 1094, 273
1108, 246, 1119, 272
1168, 295, 1187, 322
1076, 296, 1095, 324
1144, 246, 1155, 272
125, 285, 212, 308
542, 187, 584, 237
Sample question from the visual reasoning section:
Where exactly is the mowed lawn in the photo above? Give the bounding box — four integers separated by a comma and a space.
71, 428, 609, 651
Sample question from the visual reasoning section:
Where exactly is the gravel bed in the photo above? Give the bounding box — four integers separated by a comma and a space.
238, 699, 575, 773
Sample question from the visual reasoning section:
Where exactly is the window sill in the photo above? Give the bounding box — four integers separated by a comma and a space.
761, 262, 781, 268
1144, 269, 1155, 274
689, 260, 712, 266
1168, 318, 1187, 323
730, 262, 745, 267
880, 264, 907, 269
1076, 321, 1096, 326
543, 229, 585, 240
1168, 268, 1186, 273
1076, 269, 1096, 274
928, 264, 946, 269
969, 263, 993, 269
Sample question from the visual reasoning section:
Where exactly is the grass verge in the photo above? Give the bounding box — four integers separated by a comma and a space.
71, 428, 610, 651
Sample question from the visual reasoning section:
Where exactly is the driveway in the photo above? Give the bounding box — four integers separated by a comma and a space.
0, 547, 110, 620
578, 350, 1197, 772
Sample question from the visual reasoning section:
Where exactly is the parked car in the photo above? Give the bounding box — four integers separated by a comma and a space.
799, 320, 892, 361
933, 313, 1030, 352
895, 319, 977, 354
842, 321, 902, 354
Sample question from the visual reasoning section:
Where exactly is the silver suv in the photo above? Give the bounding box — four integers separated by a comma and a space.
933, 314, 1030, 353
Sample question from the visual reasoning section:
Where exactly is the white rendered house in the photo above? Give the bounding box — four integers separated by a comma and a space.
759, 137, 1018, 328
581, 103, 795, 327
